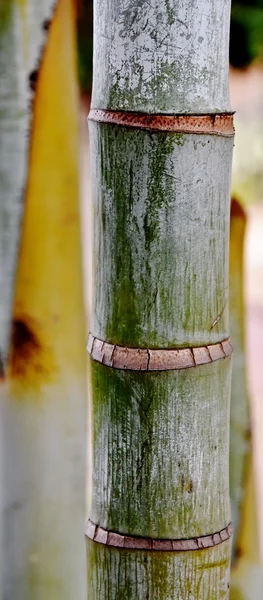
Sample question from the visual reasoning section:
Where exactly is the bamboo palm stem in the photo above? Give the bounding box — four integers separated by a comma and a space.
86, 1, 234, 598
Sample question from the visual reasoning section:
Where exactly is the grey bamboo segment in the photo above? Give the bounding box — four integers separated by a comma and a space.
87, 0, 233, 597
87, 538, 232, 599
89, 359, 232, 539
92, 0, 231, 113
90, 123, 233, 349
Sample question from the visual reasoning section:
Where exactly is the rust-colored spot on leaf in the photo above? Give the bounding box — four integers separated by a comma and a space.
42, 18, 51, 31
231, 196, 246, 219
234, 546, 243, 560
12, 319, 40, 355
9, 317, 56, 389
28, 70, 39, 92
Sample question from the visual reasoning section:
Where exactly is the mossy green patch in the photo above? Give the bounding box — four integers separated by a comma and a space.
90, 121, 232, 348
230, 585, 246, 600
0, 1, 12, 35
89, 357, 231, 539
86, 538, 231, 599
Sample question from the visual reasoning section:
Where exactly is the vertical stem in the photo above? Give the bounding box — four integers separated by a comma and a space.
0, 3, 56, 597
229, 198, 263, 599
230, 463, 263, 600
0, 0, 55, 364
229, 199, 250, 555
87, 1, 234, 598
3, 1, 87, 598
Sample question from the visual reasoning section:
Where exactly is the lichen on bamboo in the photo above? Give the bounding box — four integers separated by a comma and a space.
87, 1, 234, 598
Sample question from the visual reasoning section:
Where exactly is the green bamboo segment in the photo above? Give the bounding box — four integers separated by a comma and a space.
90, 123, 233, 349
90, 359, 231, 539
87, 538, 232, 600
87, 0, 234, 597
229, 198, 263, 597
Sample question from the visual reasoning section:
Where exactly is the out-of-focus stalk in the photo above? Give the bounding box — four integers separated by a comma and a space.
3, 1, 87, 598
0, 3, 56, 597
229, 198, 263, 599
0, 0, 55, 364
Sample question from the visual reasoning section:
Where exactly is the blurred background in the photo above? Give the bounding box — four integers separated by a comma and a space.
77, 0, 263, 552
229, 0, 263, 555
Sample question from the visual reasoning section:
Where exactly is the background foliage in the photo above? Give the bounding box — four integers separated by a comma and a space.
231, 0, 263, 68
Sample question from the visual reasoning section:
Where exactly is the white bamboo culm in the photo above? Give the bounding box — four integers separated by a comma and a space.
0, 4, 54, 598
92, 0, 231, 114
0, 0, 55, 365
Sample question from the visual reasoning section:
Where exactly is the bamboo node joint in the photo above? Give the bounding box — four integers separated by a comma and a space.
87, 334, 233, 371
85, 520, 233, 552
89, 109, 235, 136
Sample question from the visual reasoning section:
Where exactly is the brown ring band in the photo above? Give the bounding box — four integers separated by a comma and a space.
87, 334, 233, 372
85, 520, 232, 552
89, 109, 235, 136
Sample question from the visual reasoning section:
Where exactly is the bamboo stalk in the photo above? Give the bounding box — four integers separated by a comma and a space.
0, 0, 55, 365
229, 199, 263, 598
230, 463, 263, 600
0, 3, 56, 596
86, 1, 234, 598
229, 199, 250, 556
3, 1, 87, 597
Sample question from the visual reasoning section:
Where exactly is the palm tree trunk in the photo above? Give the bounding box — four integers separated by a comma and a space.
229, 199, 263, 599
86, 1, 234, 597
3, 1, 87, 598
